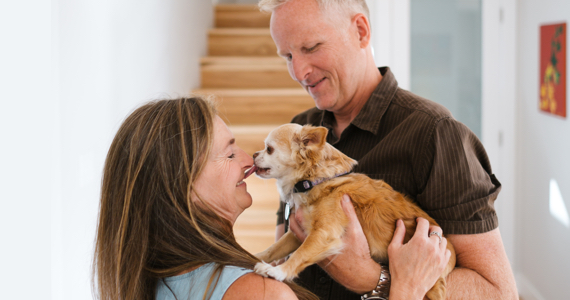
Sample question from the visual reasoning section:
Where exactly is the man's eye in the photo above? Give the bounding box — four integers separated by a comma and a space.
228, 153, 235, 159
267, 146, 274, 155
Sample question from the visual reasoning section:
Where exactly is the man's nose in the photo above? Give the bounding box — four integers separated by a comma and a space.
291, 56, 310, 82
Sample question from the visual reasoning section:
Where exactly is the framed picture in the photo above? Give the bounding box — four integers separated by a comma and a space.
540, 22, 566, 118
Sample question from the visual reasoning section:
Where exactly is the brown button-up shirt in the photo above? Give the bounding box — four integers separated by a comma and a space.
277, 67, 501, 299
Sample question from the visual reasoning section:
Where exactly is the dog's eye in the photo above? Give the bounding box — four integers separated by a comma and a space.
267, 146, 274, 155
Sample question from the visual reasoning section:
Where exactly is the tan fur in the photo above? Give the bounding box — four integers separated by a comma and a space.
253, 124, 456, 300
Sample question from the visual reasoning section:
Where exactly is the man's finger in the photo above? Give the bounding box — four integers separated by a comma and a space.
427, 224, 443, 244
413, 217, 430, 239
289, 212, 306, 241
340, 194, 358, 222
390, 219, 406, 246
440, 237, 449, 253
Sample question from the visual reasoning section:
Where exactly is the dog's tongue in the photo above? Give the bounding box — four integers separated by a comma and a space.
244, 165, 258, 180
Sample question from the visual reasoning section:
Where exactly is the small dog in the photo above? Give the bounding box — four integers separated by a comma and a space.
251, 124, 456, 300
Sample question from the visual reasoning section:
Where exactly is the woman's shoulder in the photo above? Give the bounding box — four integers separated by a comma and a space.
222, 272, 298, 300
156, 263, 260, 300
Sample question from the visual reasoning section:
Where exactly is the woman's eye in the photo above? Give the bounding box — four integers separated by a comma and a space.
228, 153, 235, 159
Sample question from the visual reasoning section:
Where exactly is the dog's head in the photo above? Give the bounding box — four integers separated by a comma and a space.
253, 124, 357, 188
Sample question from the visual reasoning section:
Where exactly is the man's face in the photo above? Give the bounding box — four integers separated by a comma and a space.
270, 0, 365, 113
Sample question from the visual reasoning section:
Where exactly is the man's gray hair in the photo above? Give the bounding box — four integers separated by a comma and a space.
259, 0, 370, 20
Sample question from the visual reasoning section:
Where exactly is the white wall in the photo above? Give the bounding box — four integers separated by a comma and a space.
481, 0, 517, 273
56, 1, 212, 298
2, 1, 213, 299
515, 1, 570, 299
0, 1, 53, 299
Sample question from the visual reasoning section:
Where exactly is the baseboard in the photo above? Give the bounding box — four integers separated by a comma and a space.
516, 273, 545, 300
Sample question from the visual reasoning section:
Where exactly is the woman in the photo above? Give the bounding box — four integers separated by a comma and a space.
94, 97, 311, 300
93, 96, 449, 300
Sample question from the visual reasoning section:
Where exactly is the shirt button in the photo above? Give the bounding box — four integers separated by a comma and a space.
319, 277, 327, 284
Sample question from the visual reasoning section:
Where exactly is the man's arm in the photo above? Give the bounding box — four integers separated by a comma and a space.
445, 228, 518, 299
289, 195, 450, 299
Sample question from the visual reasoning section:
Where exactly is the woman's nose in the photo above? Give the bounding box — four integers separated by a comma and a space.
240, 148, 254, 166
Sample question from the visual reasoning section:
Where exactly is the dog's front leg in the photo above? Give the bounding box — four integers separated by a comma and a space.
255, 231, 302, 264
254, 227, 344, 282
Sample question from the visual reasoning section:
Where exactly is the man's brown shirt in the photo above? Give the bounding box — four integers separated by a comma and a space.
276, 67, 501, 299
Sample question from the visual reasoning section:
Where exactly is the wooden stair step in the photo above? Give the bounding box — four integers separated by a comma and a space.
193, 88, 315, 125
215, 4, 270, 28
206, 4, 288, 254
208, 28, 277, 56
201, 64, 298, 89
229, 125, 277, 156
200, 56, 285, 66
234, 232, 275, 254
234, 209, 279, 229
233, 164, 281, 253
232, 127, 280, 253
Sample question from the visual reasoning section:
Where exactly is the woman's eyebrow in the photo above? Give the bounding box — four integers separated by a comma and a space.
227, 138, 235, 147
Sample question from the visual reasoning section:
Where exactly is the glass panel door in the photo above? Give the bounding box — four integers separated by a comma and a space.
410, 0, 482, 137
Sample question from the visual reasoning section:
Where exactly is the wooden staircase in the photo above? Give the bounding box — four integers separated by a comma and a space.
194, 4, 315, 254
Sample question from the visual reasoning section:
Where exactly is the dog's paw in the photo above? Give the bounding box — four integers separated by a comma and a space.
254, 262, 287, 281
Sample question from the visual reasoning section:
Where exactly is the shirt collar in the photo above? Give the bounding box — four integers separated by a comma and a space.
321, 67, 399, 136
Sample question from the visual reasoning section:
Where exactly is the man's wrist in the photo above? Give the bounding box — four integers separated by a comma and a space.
361, 264, 391, 300
318, 257, 381, 294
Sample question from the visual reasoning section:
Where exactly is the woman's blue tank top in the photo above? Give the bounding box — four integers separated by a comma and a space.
155, 263, 253, 300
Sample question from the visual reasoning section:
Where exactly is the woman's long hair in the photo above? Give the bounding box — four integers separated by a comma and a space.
93, 97, 316, 300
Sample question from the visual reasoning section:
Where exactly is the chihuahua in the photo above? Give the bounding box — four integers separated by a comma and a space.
251, 124, 456, 300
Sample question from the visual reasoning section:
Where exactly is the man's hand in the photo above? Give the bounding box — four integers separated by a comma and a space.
388, 218, 451, 299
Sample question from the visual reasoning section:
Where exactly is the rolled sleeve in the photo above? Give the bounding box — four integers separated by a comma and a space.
417, 117, 501, 235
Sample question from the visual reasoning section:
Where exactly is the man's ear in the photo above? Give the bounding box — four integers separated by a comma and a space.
353, 13, 371, 48
299, 126, 328, 148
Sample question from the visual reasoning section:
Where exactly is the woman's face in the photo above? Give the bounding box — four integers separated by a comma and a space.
193, 116, 255, 224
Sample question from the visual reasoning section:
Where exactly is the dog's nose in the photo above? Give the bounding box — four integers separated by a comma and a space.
253, 152, 259, 159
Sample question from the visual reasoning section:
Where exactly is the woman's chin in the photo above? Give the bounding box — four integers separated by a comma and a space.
237, 194, 253, 212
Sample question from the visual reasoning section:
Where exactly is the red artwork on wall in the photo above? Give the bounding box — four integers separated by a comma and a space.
540, 23, 566, 118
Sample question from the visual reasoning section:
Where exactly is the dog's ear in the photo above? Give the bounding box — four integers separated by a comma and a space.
299, 126, 328, 148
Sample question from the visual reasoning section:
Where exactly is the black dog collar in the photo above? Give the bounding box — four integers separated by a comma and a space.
293, 171, 352, 193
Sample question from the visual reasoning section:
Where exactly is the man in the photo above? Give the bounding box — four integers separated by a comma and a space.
258, 0, 519, 299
